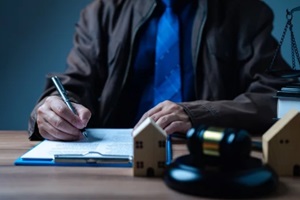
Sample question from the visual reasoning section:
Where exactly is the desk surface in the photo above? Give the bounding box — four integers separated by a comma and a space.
0, 131, 299, 200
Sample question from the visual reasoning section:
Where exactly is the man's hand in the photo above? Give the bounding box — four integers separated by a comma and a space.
134, 100, 191, 135
36, 96, 91, 141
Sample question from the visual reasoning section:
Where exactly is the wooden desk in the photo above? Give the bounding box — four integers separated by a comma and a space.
0, 131, 299, 200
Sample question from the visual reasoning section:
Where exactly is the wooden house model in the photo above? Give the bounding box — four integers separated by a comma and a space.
262, 109, 300, 176
132, 117, 167, 177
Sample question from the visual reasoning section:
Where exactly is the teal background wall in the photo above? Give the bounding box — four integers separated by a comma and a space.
264, 0, 300, 69
0, 0, 299, 130
0, 0, 92, 130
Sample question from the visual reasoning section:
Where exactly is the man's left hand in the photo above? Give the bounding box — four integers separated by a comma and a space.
134, 100, 192, 135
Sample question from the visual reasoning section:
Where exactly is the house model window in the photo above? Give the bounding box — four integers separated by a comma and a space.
135, 141, 143, 149
136, 161, 144, 169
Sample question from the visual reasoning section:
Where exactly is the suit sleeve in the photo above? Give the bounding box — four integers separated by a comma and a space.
180, 1, 293, 134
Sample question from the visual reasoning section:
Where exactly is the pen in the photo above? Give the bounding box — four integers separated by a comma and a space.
51, 76, 88, 138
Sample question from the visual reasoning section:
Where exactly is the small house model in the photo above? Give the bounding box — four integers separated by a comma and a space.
132, 117, 167, 177
263, 109, 300, 176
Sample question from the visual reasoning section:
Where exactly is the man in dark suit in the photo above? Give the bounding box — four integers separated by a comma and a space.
29, 0, 290, 141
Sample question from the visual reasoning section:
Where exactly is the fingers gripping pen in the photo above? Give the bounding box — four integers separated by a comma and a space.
51, 76, 88, 139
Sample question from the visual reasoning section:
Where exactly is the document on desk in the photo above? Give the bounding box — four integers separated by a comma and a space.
15, 128, 133, 167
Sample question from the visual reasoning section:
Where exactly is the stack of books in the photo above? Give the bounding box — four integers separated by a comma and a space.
276, 84, 300, 119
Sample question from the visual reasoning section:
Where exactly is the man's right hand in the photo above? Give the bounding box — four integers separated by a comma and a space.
36, 96, 91, 141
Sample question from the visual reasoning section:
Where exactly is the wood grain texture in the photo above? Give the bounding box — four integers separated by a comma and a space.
0, 131, 299, 200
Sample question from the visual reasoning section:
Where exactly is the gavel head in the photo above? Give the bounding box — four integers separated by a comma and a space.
186, 125, 252, 169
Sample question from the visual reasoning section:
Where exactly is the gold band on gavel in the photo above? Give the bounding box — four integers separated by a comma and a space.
202, 127, 225, 157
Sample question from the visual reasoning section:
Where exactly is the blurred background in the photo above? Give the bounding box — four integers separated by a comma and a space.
0, 0, 299, 130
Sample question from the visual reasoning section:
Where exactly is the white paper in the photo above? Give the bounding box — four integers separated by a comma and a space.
21, 128, 133, 160
278, 98, 300, 118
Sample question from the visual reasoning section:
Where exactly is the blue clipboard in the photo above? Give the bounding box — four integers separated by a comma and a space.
14, 157, 133, 167
14, 133, 174, 168
14, 141, 133, 167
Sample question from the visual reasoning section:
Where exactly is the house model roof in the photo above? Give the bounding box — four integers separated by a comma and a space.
132, 117, 167, 138
263, 109, 300, 142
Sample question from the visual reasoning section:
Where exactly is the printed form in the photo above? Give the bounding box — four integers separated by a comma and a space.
21, 129, 133, 160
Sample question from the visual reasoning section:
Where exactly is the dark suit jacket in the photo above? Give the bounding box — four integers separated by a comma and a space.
29, 0, 291, 140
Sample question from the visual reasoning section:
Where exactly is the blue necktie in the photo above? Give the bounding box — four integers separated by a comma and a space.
154, 0, 182, 105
